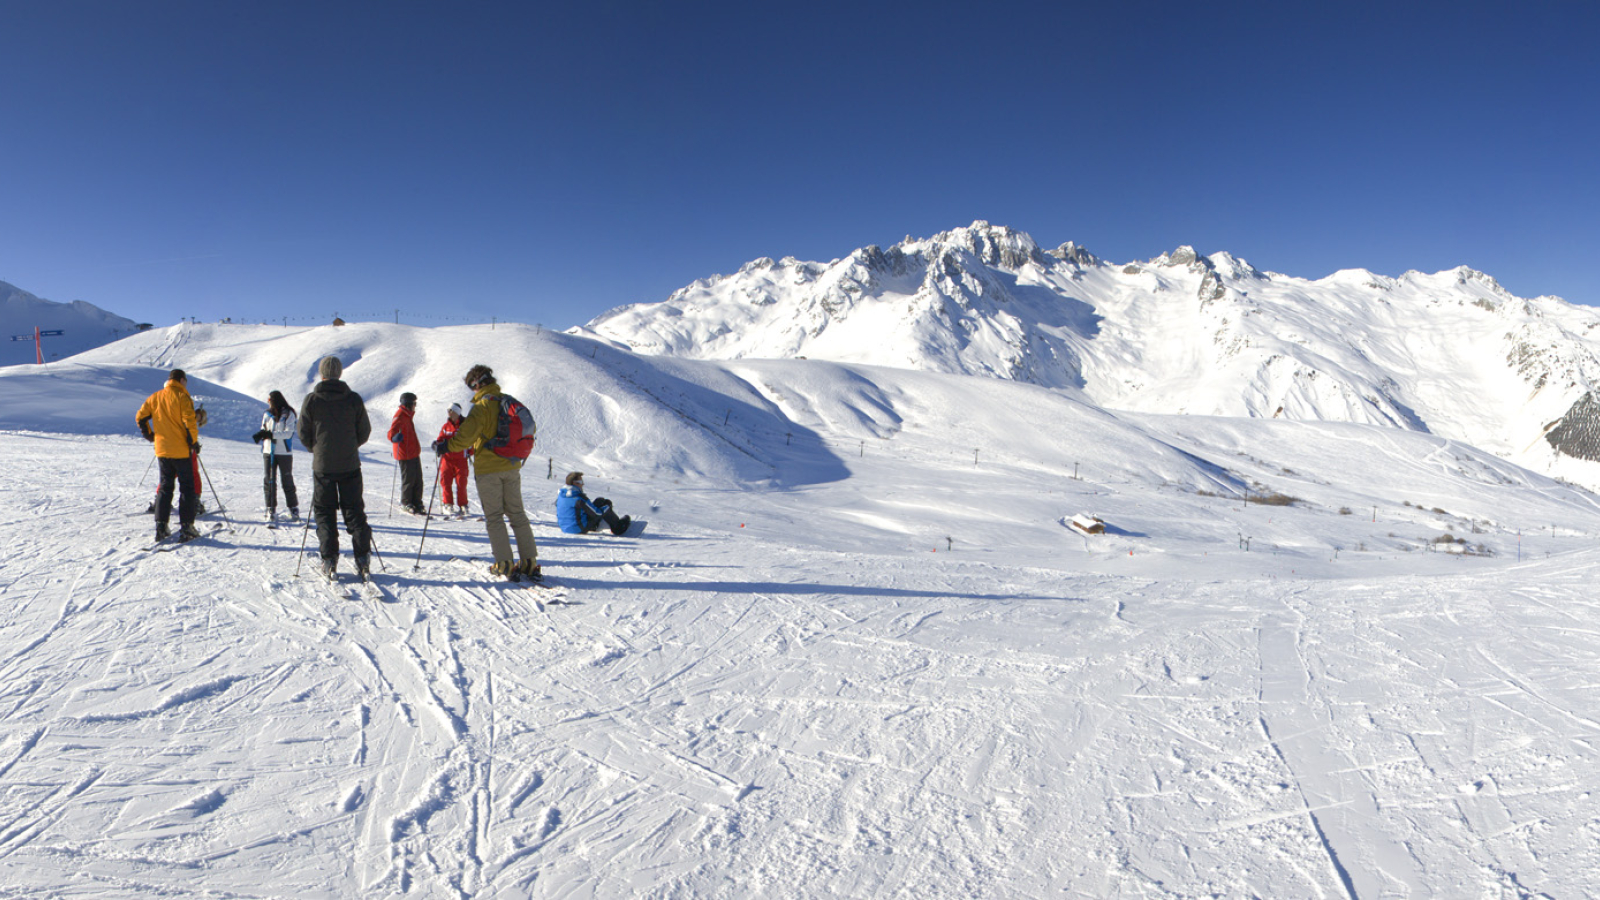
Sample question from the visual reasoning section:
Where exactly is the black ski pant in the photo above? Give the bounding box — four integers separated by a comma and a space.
155, 454, 199, 526
263, 454, 299, 512
399, 455, 423, 509
579, 497, 624, 534
312, 468, 372, 562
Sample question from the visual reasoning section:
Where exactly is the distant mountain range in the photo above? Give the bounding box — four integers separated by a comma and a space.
19, 222, 1600, 487
575, 221, 1600, 482
0, 280, 143, 366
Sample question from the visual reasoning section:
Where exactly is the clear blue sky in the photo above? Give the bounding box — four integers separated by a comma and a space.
3, 1, 1597, 329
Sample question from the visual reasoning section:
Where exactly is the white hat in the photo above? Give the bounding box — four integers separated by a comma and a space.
448, 402, 464, 416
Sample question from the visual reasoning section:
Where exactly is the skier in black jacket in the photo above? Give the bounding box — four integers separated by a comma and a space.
298, 356, 373, 580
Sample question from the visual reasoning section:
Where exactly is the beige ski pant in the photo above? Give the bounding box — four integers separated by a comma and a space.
475, 468, 538, 564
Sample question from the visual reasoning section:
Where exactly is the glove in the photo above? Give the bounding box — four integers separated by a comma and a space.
190, 441, 202, 455
252, 429, 271, 443
196, 408, 208, 427
432, 438, 449, 457
139, 418, 155, 442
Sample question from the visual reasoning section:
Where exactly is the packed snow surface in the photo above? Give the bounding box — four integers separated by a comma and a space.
3, 322, 1598, 897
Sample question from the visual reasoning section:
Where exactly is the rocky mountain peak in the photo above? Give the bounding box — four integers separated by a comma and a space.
912, 220, 1046, 270
1049, 242, 1100, 267
1207, 252, 1261, 280
1154, 246, 1215, 273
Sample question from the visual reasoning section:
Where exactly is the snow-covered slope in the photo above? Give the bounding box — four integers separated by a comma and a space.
0, 279, 143, 365
48, 320, 1600, 550
4, 323, 1600, 896
0, 363, 262, 440
63, 321, 1231, 494
577, 222, 1600, 485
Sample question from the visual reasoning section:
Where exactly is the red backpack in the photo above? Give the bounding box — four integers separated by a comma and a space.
484, 394, 537, 460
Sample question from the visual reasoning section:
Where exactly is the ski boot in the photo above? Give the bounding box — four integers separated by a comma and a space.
355, 556, 371, 581
320, 558, 337, 582
155, 522, 171, 542
610, 515, 632, 536
517, 558, 542, 583
490, 559, 518, 582
178, 523, 202, 542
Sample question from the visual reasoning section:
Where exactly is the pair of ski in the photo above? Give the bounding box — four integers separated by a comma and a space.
395, 503, 482, 523
306, 557, 575, 608
318, 566, 389, 603
446, 557, 576, 609
493, 575, 577, 612
144, 522, 224, 553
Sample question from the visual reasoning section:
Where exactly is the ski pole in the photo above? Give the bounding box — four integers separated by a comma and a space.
194, 451, 234, 533
412, 458, 444, 571
268, 433, 277, 513
294, 509, 314, 577
138, 454, 156, 488
368, 531, 387, 572
389, 460, 399, 518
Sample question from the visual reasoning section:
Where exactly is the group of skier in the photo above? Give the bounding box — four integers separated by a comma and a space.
135, 359, 635, 585
385, 393, 474, 518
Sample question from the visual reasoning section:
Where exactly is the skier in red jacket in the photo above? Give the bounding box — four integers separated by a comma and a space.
435, 402, 473, 516
388, 392, 424, 515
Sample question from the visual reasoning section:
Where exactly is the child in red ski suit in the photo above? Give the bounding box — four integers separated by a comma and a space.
436, 402, 473, 515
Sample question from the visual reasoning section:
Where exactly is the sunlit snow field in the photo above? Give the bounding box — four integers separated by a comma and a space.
1, 323, 1597, 897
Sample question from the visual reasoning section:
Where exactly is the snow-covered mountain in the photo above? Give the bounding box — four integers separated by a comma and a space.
0, 279, 144, 365
576, 222, 1600, 484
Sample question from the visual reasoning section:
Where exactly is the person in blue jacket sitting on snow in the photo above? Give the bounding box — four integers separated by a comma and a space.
556, 471, 632, 535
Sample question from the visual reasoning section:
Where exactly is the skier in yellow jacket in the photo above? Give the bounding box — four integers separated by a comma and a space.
437, 364, 539, 581
136, 369, 202, 543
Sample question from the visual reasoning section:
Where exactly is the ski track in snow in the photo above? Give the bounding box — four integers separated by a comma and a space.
3, 414, 1600, 897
